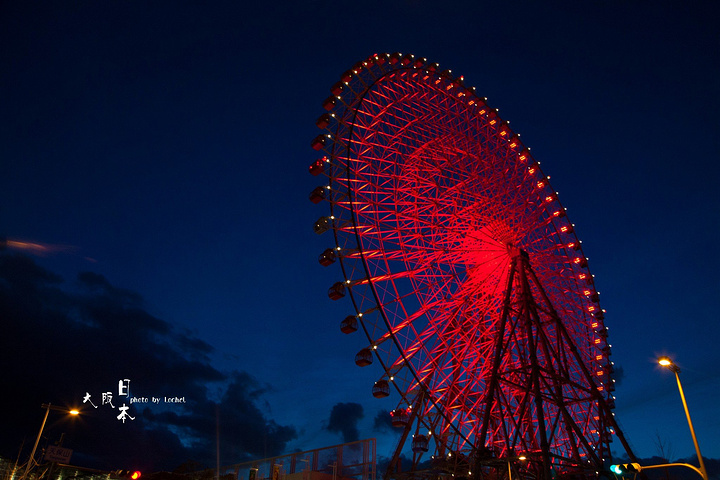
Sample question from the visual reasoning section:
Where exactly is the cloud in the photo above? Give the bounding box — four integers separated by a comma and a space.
326, 402, 363, 443
0, 253, 297, 472
372, 409, 394, 433
613, 364, 624, 385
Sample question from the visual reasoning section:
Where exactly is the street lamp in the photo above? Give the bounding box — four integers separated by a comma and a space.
507, 455, 527, 480
21, 403, 79, 480
657, 357, 708, 480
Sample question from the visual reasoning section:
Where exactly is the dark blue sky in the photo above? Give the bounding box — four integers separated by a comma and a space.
1, 0, 718, 474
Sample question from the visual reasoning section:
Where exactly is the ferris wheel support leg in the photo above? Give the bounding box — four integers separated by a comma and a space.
517, 261, 553, 480
523, 260, 644, 470
476, 257, 518, 448
519, 256, 600, 468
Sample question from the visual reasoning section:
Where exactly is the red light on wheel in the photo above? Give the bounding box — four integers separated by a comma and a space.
131, 472, 141, 480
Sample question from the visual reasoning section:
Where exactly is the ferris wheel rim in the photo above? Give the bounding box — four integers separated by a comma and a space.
312, 52, 614, 466
325, 66, 469, 446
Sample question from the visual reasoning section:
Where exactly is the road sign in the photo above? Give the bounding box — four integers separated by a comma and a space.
44, 445, 73, 463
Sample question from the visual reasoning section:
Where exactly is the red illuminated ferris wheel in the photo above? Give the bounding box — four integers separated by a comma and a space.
308, 53, 638, 480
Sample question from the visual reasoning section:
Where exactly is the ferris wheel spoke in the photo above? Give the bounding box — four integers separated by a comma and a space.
370, 296, 446, 348
421, 304, 495, 387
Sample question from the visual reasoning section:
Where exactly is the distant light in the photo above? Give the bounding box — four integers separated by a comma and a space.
69, 410, 80, 415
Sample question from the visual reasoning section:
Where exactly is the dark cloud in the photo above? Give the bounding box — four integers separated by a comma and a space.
0, 253, 297, 471
613, 364, 624, 385
326, 403, 363, 443
372, 409, 394, 433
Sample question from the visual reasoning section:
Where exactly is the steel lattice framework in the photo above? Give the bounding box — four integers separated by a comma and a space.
308, 53, 638, 480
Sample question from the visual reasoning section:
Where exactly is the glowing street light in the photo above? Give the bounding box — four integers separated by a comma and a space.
21, 403, 80, 480
658, 357, 676, 371
507, 454, 527, 480
657, 357, 708, 480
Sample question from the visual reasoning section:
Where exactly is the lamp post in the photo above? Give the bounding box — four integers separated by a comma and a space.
657, 357, 708, 480
507, 455, 527, 480
21, 403, 79, 480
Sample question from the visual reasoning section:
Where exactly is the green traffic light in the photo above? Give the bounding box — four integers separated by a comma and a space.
610, 463, 641, 476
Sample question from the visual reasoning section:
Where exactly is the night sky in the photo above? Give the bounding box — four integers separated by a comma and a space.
1, 0, 719, 475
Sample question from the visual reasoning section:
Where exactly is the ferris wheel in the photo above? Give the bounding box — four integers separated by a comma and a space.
308, 53, 637, 480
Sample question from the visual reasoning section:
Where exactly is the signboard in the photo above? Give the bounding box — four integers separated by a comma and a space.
44, 445, 73, 463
